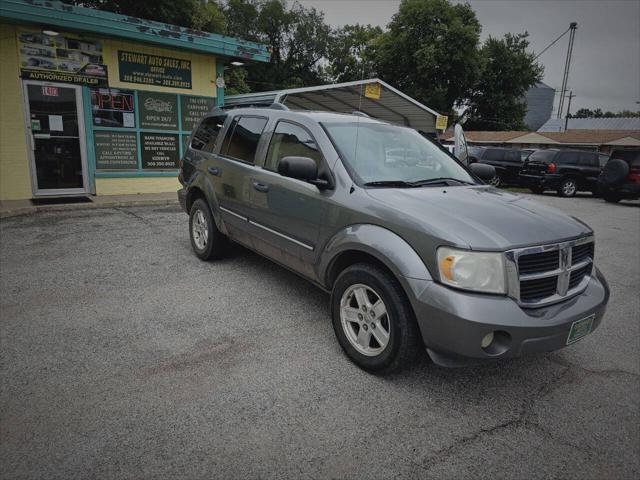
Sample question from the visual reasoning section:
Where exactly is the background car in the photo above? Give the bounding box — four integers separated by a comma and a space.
468, 147, 525, 186
597, 148, 640, 203
519, 149, 608, 197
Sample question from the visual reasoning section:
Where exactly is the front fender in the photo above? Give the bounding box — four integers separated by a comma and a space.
319, 224, 433, 288
186, 171, 227, 235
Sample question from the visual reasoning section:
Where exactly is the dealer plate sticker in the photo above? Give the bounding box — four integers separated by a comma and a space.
567, 314, 595, 345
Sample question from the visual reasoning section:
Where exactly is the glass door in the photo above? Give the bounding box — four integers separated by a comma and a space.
23, 81, 88, 195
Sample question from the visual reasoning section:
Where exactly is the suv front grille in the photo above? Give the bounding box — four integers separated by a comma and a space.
518, 250, 560, 274
506, 236, 594, 307
520, 276, 558, 302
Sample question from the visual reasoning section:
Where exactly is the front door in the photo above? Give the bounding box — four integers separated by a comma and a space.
23, 81, 89, 196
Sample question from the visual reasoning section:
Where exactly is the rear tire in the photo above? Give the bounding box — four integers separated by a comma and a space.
331, 263, 423, 374
558, 178, 577, 197
189, 198, 228, 260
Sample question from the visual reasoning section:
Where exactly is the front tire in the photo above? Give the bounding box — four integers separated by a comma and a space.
331, 263, 422, 374
189, 198, 228, 260
558, 178, 577, 197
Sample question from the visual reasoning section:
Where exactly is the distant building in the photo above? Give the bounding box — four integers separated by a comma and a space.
523, 82, 555, 131
538, 117, 640, 132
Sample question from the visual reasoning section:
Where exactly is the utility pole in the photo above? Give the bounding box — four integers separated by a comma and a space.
564, 91, 575, 131
557, 22, 578, 118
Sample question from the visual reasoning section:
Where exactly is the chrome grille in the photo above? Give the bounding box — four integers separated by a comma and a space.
505, 236, 594, 307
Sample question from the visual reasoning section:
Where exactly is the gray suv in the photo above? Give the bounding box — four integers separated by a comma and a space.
178, 106, 609, 373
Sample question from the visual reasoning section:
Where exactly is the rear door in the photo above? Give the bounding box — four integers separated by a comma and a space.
246, 120, 328, 278
211, 115, 269, 245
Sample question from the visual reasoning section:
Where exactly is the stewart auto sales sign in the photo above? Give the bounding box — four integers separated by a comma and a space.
18, 31, 108, 86
118, 51, 192, 89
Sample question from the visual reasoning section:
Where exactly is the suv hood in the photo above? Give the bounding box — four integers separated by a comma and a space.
365, 186, 591, 251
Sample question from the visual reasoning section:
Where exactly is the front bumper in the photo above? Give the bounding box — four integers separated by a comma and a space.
405, 267, 609, 365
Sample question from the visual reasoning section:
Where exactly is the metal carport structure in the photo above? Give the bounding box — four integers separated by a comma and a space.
224, 78, 440, 134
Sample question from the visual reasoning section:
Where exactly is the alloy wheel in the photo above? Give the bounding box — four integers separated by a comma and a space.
340, 283, 391, 356
562, 180, 576, 196
192, 209, 209, 250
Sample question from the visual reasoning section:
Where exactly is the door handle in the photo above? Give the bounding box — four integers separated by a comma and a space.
207, 166, 220, 176
252, 181, 270, 193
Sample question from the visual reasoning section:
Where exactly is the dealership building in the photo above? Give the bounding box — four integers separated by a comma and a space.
0, 0, 269, 201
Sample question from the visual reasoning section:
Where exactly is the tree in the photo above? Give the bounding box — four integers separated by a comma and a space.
464, 33, 543, 130
326, 24, 382, 83
571, 108, 639, 118
374, 0, 482, 115
224, 0, 331, 91
62, 0, 225, 33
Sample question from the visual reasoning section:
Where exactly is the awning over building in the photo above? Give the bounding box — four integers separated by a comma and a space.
225, 79, 440, 133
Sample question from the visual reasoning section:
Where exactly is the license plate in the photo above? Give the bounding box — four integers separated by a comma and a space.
566, 314, 595, 345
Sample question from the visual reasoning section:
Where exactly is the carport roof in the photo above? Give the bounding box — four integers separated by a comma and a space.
224, 79, 440, 132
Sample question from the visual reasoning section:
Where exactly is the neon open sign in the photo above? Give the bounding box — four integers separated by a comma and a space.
91, 90, 134, 112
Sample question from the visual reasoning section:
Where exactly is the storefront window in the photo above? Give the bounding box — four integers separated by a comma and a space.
91, 90, 215, 172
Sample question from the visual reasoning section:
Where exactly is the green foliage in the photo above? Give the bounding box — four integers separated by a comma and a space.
224, 0, 330, 91
464, 33, 544, 130
326, 24, 383, 83
62, 0, 225, 33
571, 108, 640, 118
374, 0, 482, 115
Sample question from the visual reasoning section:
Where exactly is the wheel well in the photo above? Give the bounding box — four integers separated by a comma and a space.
186, 187, 206, 212
326, 250, 398, 289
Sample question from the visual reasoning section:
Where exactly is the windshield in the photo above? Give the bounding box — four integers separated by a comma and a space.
323, 122, 476, 186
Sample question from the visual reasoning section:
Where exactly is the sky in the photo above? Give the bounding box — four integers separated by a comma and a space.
297, 0, 640, 115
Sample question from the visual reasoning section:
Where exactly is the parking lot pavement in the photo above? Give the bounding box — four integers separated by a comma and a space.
1, 194, 638, 480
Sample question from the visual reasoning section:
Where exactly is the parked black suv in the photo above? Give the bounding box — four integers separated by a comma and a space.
519, 149, 609, 197
469, 147, 524, 186
598, 149, 640, 203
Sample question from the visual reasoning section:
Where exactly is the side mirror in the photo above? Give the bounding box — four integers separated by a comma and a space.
469, 163, 496, 182
278, 156, 330, 189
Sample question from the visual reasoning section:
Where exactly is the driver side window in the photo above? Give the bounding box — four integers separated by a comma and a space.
265, 121, 323, 171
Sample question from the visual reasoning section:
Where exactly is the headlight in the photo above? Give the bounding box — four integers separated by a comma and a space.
437, 247, 506, 294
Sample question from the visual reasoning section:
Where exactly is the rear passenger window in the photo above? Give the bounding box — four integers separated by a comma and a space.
557, 152, 580, 165
222, 116, 268, 163
578, 152, 598, 166
505, 150, 521, 162
265, 121, 323, 171
483, 149, 503, 161
191, 114, 227, 152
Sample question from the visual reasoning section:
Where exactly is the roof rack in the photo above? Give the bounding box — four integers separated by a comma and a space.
269, 102, 289, 111
220, 101, 289, 111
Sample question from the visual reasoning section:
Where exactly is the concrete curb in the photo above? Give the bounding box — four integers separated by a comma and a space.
0, 197, 179, 219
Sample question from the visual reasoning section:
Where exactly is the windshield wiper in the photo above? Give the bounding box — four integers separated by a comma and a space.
363, 180, 415, 187
408, 177, 476, 186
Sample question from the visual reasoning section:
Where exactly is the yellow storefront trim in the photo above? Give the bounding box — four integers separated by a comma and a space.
96, 177, 180, 196
0, 22, 31, 200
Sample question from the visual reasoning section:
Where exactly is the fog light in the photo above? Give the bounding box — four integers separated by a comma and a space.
481, 332, 494, 349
